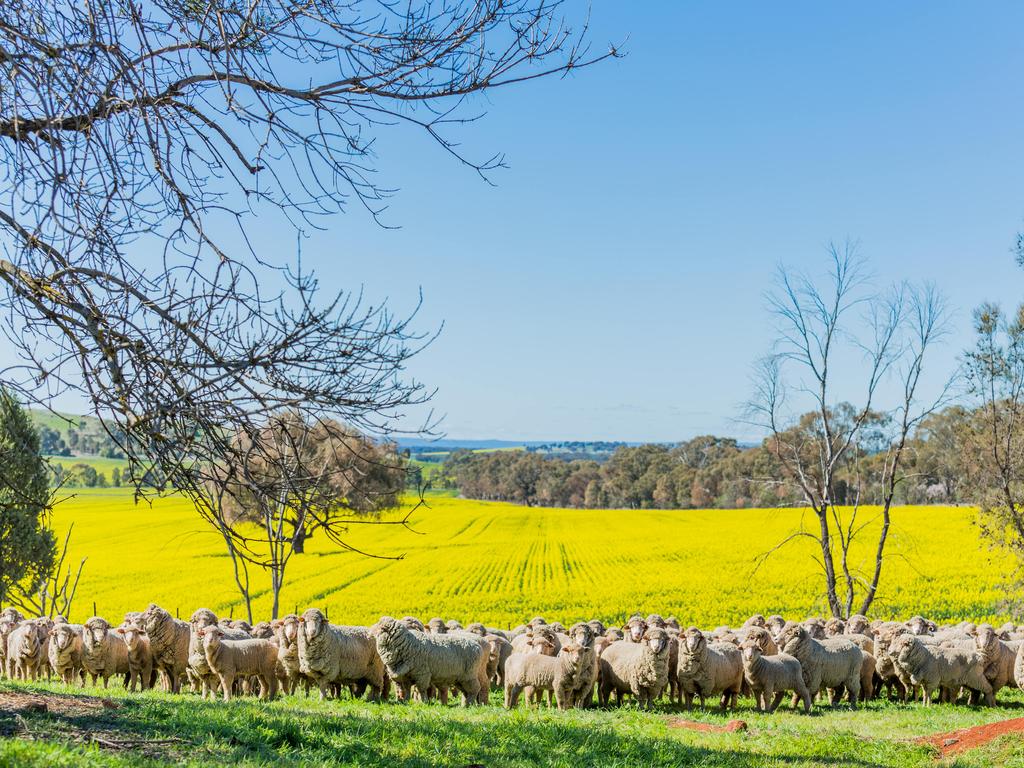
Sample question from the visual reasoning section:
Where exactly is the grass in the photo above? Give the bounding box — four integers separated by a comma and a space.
3, 678, 1024, 767
47, 490, 1014, 628
47, 456, 130, 476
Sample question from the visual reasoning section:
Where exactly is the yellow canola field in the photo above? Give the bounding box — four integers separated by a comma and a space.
50, 490, 1014, 628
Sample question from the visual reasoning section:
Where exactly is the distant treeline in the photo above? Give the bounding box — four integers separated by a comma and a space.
443, 406, 967, 509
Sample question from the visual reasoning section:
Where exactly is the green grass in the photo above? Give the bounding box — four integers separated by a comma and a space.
3, 679, 1024, 767
47, 456, 130, 476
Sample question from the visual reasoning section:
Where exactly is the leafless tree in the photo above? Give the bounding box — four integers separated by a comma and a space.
747, 245, 950, 618
0, 1, 615, 582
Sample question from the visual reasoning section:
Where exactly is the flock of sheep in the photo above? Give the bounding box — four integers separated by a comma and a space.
1, 605, 1022, 714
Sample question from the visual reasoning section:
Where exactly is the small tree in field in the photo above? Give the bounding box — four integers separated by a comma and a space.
747, 245, 949, 618
0, 389, 56, 605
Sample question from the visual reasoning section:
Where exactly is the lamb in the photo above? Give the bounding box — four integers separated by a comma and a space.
188, 609, 251, 698
199, 625, 278, 701
598, 628, 671, 709
511, 626, 560, 656
504, 641, 588, 709
48, 623, 84, 685
140, 604, 189, 693
740, 641, 812, 713
778, 624, 862, 707
81, 616, 129, 687
564, 622, 599, 708
7, 620, 46, 681
115, 623, 154, 691
296, 609, 388, 701
374, 616, 487, 706
974, 624, 1018, 700
675, 627, 743, 710
895, 633, 992, 705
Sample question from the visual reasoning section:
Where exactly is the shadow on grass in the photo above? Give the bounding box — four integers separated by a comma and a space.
0, 684, 926, 768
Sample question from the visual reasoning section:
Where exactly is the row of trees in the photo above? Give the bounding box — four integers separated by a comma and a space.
446, 409, 968, 511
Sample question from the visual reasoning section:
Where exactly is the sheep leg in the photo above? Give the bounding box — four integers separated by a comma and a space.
220, 674, 234, 701
767, 690, 784, 713
846, 677, 860, 708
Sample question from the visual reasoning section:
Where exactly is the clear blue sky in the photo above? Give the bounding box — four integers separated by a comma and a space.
277, 1, 1024, 441
29, 2, 1024, 442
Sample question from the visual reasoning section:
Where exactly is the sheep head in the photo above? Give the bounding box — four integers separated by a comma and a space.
116, 624, 147, 651
643, 627, 669, 655
49, 624, 77, 651
682, 627, 705, 654
427, 617, 447, 634
739, 640, 762, 664
627, 617, 648, 643
299, 608, 328, 640
569, 622, 594, 650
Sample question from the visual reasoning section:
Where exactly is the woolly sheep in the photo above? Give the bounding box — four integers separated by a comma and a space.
484, 633, 513, 687
298, 609, 388, 702
115, 623, 154, 692
199, 625, 278, 701
740, 641, 812, 713
504, 641, 588, 709
895, 634, 992, 706
624, 616, 648, 644
846, 615, 872, 638
587, 619, 607, 637
824, 618, 845, 637
742, 614, 766, 629
188, 609, 250, 699
598, 628, 671, 709
779, 624, 863, 707
564, 622, 599, 708
7, 620, 46, 681
140, 604, 189, 693
906, 616, 933, 636
974, 624, 1019, 700
374, 616, 487, 706
272, 614, 308, 696
801, 618, 827, 640
511, 626, 560, 656
0, 611, 23, 677
48, 623, 84, 685
427, 617, 447, 634
765, 615, 786, 637
400, 616, 426, 632
81, 616, 129, 687
676, 627, 743, 711
446, 620, 463, 632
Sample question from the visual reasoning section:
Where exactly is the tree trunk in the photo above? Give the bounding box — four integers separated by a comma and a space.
817, 506, 842, 618
292, 525, 307, 554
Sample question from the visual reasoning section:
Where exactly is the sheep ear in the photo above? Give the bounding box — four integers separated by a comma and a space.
115, 627, 124, 634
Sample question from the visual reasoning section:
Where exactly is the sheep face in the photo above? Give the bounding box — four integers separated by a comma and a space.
743, 614, 766, 628
0, 617, 18, 638
627, 618, 648, 643
740, 641, 762, 664
526, 632, 557, 656
299, 609, 330, 642
83, 618, 111, 651
907, 616, 931, 636
190, 609, 217, 629
251, 622, 274, 640
746, 627, 773, 653
644, 628, 669, 655
846, 616, 870, 635
682, 627, 705, 654
50, 624, 77, 652
200, 625, 226, 650
117, 625, 147, 652
529, 616, 547, 628
644, 614, 666, 628
779, 625, 808, 655
975, 625, 999, 657
825, 619, 845, 637
16, 625, 40, 655
399, 616, 425, 632
802, 619, 826, 640
766, 616, 786, 635
427, 618, 446, 634
665, 617, 681, 631
560, 642, 583, 666
466, 622, 487, 637
569, 622, 594, 650
587, 620, 606, 636
279, 615, 300, 644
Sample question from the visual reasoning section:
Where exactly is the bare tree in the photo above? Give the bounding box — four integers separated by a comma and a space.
748, 245, 949, 618
0, 0, 615, 484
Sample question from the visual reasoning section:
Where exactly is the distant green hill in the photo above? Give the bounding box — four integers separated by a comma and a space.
27, 408, 125, 459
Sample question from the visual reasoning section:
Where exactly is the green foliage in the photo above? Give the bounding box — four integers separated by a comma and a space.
0, 390, 56, 603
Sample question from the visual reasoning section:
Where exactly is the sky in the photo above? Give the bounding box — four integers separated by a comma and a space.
17, 2, 1024, 442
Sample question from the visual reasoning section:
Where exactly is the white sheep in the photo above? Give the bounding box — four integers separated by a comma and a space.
895, 634, 992, 706
115, 623, 154, 691
779, 624, 863, 707
140, 604, 189, 693
47, 623, 84, 685
740, 641, 812, 713
81, 616, 129, 687
598, 628, 671, 709
297, 608, 388, 702
676, 627, 743, 710
199, 625, 278, 701
504, 642, 588, 709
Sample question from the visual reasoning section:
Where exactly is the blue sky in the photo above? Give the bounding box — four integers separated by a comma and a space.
20, 2, 1024, 442
273, 1, 1024, 441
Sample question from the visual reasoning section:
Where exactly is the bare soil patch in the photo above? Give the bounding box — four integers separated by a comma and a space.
667, 718, 748, 733
916, 716, 1024, 757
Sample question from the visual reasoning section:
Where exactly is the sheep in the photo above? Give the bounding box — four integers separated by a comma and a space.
273, 614, 308, 696
846, 615, 873, 638
374, 616, 487, 706
645, 614, 667, 629
605, 627, 624, 641
199, 625, 278, 701
766, 615, 786, 637
400, 617, 426, 632
115, 623, 154, 692
466, 622, 509, 641
587, 619, 607, 637
676, 627, 743, 710
504, 641, 588, 709
0, 611, 23, 677
187, 609, 251, 699
7, 620, 46, 681
742, 614, 766, 629
801, 618, 827, 640
140, 604, 189, 693
974, 624, 1019, 700
665, 616, 681, 632
446, 619, 463, 632
251, 622, 274, 640
824, 618, 845, 637
81, 617, 129, 687
624, 616, 648, 644
598, 628, 671, 709
31, 618, 54, 679
528, 616, 547, 628
297, 609, 388, 702
564, 622, 599, 708
860, 652, 877, 700
778, 624, 862, 707
745, 627, 779, 656
427, 617, 447, 634
740, 640, 812, 713
895, 634, 992, 706
907, 616, 933, 636
510, 626, 560, 656
484, 633, 513, 688
48, 623, 84, 685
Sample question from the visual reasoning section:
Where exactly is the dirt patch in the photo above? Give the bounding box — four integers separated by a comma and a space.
0, 689, 112, 718
667, 718, 748, 733
917, 716, 1024, 757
